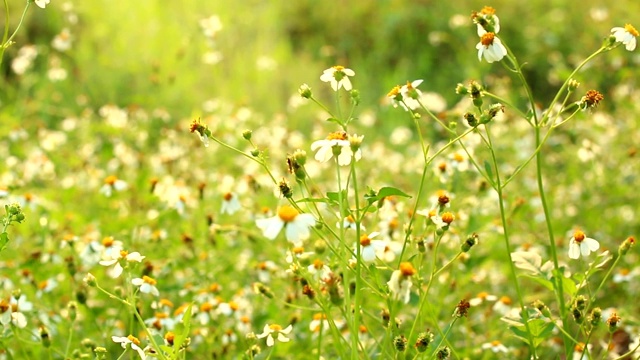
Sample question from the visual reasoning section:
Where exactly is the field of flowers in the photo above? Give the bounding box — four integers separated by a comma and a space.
1, 1, 640, 359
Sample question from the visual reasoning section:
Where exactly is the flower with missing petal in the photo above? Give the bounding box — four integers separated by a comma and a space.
611, 24, 638, 51
568, 230, 600, 259
255, 206, 315, 245
387, 262, 416, 304
112, 335, 146, 359
476, 32, 507, 63
132, 275, 160, 296
256, 323, 293, 347
320, 65, 355, 91
311, 131, 362, 166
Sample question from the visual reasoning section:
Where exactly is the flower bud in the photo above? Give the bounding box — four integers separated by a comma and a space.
415, 331, 434, 353
607, 312, 621, 332
436, 346, 451, 360
393, 335, 408, 352
40, 326, 51, 348
250, 149, 260, 157
461, 233, 479, 252
242, 130, 252, 140
589, 307, 602, 327
83, 273, 97, 287
618, 236, 635, 256
298, 83, 312, 99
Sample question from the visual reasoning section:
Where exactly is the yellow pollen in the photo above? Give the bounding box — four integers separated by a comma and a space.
477, 291, 489, 299
277, 206, 299, 222
155, 312, 168, 319
292, 246, 304, 254
24, 193, 33, 202
120, 250, 128, 258
405, 80, 414, 90
326, 131, 348, 141
619, 268, 630, 276
388, 218, 399, 230
481, 6, 496, 15
625, 24, 639, 37
142, 275, 157, 285
104, 175, 117, 185
360, 234, 371, 246
200, 302, 214, 312
573, 231, 586, 243
38, 280, 48, 290
359, 325, 368, 333
441, 212, 455, 224
437, 162, 447, 171
346, 215, 355, 223
499, 296, 512, 305
480, 32, 496, 46
223, 192, 233, 201
332, 65, 345, 71
209, 283, 220, 292
127, 335, 141, 346
491, 340, 502, 346
387, 85, 401, 97
313, 313, 325, 320
103, 236, 115, 247
229, 301, 239, 311
574, 343, 585, 352
313, 259, 324, 269
453, 153, 464, 162
269, 324, 283, 332
240, 316, 250, 323
399, 262, 416, 276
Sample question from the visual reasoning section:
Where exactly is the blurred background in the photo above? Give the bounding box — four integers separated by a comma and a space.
2, 0, 639, 130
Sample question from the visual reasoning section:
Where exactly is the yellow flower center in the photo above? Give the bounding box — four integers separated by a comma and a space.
104, 175, 118, 185
399, 262, 416, 276
229, 301, 239, 311
332, 65, 345, 71
573, 230, 586, 243
405, 80, 414, 90
360, 234, 371, 246
312, 259, 324, 269
120, 250, 129, 258
292, 246, 304, 255
499, 296, 512, 305
200, 302, 214, 312
480, 32, 496, 46
277, 206, 299, 222
326, 131, 348, 141
481, 6, 496, 15
269, 324, 283, 332
441, 212, 455, 224
223, 192, 233, 201
103, 236, 115, 247
313, 313, 326, 320
142, 275, 157, 285
127, 335, 141, 346
155, 312, 168, 319
491, 340, 502, 346
453, 153, 464, 162
387, 85, 401, 98
620, 268, 630, 276
625, 24, 639, 37
477, 291, 489, 299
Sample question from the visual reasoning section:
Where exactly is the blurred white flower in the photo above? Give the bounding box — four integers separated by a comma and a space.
35, 0, 50, 9
220, 192, 241, 215
320, 65, 355, 91
112, 335, 146, 359
132, 276, 160, 296
255, 206, 315, 245
256, 323, 293, 347
611, 24, 638, 51
52, 28, 72, 51
387, 262, 416, 304
311, 131, 361, 166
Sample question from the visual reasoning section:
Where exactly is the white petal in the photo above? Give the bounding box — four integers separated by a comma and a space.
341, 78, 353, 91
343, 68, 355, 76
277, 333, 290, 343
568, 242, 580, 259
266, 334, 275, 347
131, 278, 144, 286
585, 238, 600, 251
256, 217, 284, 240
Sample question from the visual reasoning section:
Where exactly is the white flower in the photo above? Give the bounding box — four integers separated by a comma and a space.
568, 230, 600, 259
474, 6, 500, 36
220, 192, 241, 215
311, 131, 361, 166
468, 291, 498, 306
256, 323, 293, 347
337, 215, 365, 231
611, 24, 638, 51
255, 205, 315, 245
387, 262, 416, 304
320, 65, 355, 91
307, 259, 332, 281
357, 232, 386, 263
476, 32, 507, 63
399, 80, 423, 111
34, 0, 50, 9
482, 340, 509, 353
99, 250, 145, 278
132, 276, 160, 296
112, 335, 146, 359
100, 175, 127, 197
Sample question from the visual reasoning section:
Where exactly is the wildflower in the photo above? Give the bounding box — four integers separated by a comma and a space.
1, 294, 33, 328
453, 299, 471, 318
298, 83, 312, 99
568, 230, 600, 259
611, 24, 638, 51
468, 291, 497, 306
476, 32, 507, 63
572, 343, 591, 360
255, 206, 315, 245
578, 90, 604, 109
337, 215, 365, 231
99, 250, 146, 278
393, 335, 408, 352
320, 65, 355, 91
606, 312, 621, 332
387, 262, 416, 303
100, 175, 127, 197
311, 131, 362, 166
307, 259, 332, 281
132, 276, 160, 296
482, 340, 508, 353
34, 0, 50, 9
399, 80, 424, 111
618, 236, 635, 256
415, 331, 435, 353
357, 232, 386, 262
309, 313, 329, 334
256, 323, 293, 347
492, 296, 513, 315
112, 335, 146, 359
220, 192, 241, 215
613, 268, 635, 283
472, 6, 500, 35
189, 118, 210, 147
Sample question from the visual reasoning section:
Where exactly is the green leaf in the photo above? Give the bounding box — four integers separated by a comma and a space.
326, 190, 347, 205
519, 274, 554, 291
364, 186, 411, 205
173, 303, 193, 357
484, 160, 494, 183
0, 232, 8, 252
326, 117, 341, 125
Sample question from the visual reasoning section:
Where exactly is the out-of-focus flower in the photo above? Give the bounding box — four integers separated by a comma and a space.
611, 24, 638, 51
476, 32, 507, 63
255, 206, 315, 245
256, 323, 293, 347
357, 232, 386, 263
220, 192, 241, 215
200, 15, 223, 38
100, 175, 127, 197
320, 65, 355, 91
387, 262, 416, 303
568, 230, 600, 259
482, 340, 509, 353
11, 45, 38, 75
99, 250, 145, 278
52, 28, 72, 52
112, 335, 146, 359
35, 0, 50, 9
473, 6, 500, 35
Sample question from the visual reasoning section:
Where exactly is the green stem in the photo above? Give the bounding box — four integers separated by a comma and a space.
0, 0, 31, 67
350, 154, 363, 358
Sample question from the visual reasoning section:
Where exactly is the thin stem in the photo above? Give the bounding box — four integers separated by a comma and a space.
0, 0, 31, 66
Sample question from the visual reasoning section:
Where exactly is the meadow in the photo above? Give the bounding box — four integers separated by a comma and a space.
1, 1, 640, 359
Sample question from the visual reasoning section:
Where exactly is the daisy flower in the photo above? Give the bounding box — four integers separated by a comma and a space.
100, 175, 127, 197
387, 262, 416, 304
337, 215, 365, 231
220, 192, 241, 215
112, 335, 147, 360
473, 6, 500, 36
34, 0, 50, 9
132, 276, 160, 296
320, 65, 355, 91
399, 80, 423, 111
99, 250, 146, 278
255, 205, 315, 245
568, 230, 600, 259
482, 340, 509, 353
476, 32, 507, 63
307, 259, 332, 281
311, 131, 362, 166
611, 24, 638, 51
256, 323, 293, 347
357, 232, 386, 263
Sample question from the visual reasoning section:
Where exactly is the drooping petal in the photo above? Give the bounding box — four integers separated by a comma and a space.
256, 217, 284, 240
568, 241, 581, 259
